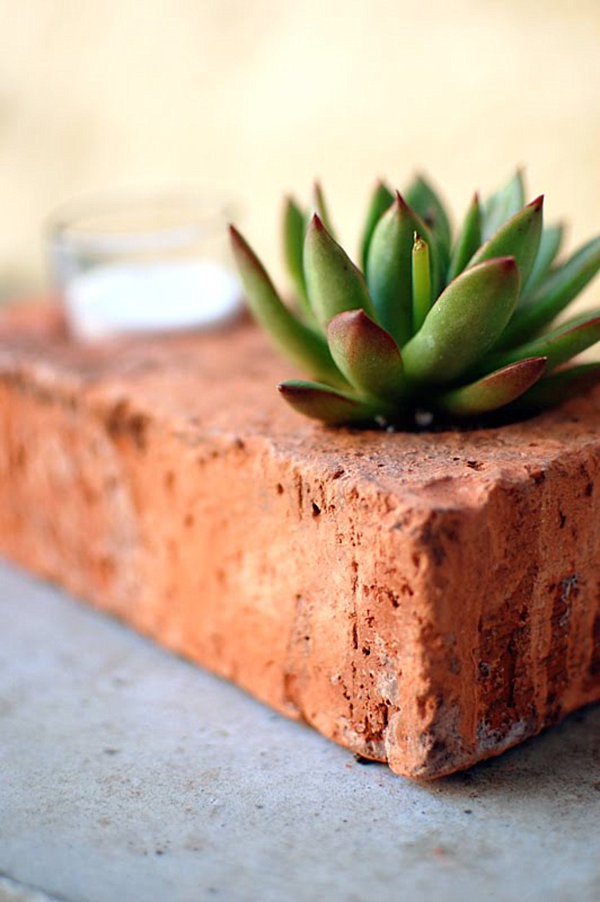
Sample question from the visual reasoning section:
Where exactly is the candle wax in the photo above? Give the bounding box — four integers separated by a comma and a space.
64, 259, 242, 340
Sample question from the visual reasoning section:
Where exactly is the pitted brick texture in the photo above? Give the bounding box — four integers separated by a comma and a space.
1, 306, 600, 777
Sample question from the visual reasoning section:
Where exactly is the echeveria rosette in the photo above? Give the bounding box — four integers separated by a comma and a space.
230, 172, 600, 428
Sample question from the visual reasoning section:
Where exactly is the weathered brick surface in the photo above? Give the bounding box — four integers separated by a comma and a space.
1, 306, 600, 777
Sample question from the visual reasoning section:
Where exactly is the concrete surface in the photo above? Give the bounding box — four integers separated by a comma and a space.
1, 560, 599, 902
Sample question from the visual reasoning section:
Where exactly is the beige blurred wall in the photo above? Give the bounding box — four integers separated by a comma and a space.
0, 0, 599, 297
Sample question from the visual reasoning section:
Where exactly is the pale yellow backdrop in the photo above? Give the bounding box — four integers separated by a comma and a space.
0, 0, 599, 298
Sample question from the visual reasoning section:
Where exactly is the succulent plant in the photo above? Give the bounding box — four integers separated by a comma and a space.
230, 171, 600, 428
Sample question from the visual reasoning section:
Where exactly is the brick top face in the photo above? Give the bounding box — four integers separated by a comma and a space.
2, 307, 600, 495
1, 306, 600, 777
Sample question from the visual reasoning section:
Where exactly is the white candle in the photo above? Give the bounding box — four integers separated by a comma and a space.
63, 259, 242, 341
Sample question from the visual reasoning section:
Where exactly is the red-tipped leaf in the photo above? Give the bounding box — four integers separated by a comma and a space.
327, 309, 406, 401
304, 215, 376, 329
435, 357, 547, 417
483, 314, 600, 374
278, 380, 382, 425
469, 195, 544, 286
230, 225, 344, 385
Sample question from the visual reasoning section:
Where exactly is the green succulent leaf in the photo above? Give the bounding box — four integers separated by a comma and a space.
313, 181, 336, 237
283, 196, 310, 315
515, 362, 600, 409
447, 193, 482, 282
411, 233, 432, 332
482, 312, 600, 374
278, 379, 381, 425
500, 234, 600, 347
360, 181, 394, 270
469, 195, 544, 286
304, 214, 376, 329
482, 169, 526, 240
402, 257, 520, 384
366, 192, 436, 347
404, 174, 452, 259
230, 225, 345, 386
522, 223, 564, 295
435, 357, 547, 417
327, 309, 406, 401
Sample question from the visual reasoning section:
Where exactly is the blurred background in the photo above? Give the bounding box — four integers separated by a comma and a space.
0, 0, 599, 301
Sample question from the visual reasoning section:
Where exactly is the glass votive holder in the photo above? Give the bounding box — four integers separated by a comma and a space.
47, 189, 243, 341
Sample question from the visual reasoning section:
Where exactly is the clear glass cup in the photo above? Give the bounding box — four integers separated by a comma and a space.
47, 189, 243, 341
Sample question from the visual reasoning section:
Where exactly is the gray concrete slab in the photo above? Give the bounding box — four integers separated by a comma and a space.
1, 560, 599, 902
0, 874, 63, 902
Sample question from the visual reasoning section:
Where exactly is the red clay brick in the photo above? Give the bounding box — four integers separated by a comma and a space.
1, 305, 600, 778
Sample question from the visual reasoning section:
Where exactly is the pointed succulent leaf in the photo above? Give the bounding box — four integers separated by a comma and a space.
366, 192, 437, 347
447, 193, 482, 282
402, 257, 519, 384
283, 196, 311, 315
522, 223, 564, 295
482, 169, 525, 240
327, 309, 406, 401
500, 234, 600, 347
278, 379, 381, 425
313, 181, 336, 237
304, 215, 376, 329
411, 233, 432, 332
230, 226, 345, 385
515, 362, 600, 409
482, 313, 600, 374
469, 196, 544, 286
404, 174, 452, 258
360, 181, 394, 270
435, 357, 547, 417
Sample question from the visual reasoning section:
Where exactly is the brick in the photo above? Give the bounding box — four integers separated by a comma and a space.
1, 305, 600, 778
